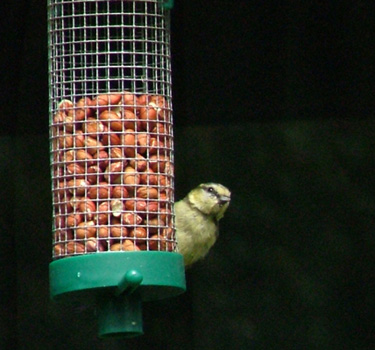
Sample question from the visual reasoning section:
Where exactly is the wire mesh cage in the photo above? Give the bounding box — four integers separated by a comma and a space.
49, 0, 176, 258
48, 0, 184, 337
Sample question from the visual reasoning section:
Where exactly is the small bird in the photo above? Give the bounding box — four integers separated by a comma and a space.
175, 183, 231, 267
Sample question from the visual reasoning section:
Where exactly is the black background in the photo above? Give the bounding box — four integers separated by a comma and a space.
1, 1, 375, 349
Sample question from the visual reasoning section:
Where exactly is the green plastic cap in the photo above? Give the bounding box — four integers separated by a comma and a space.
49, 251, 186, 338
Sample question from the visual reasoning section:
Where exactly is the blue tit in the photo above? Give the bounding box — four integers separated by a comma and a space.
175, 183, 231, 267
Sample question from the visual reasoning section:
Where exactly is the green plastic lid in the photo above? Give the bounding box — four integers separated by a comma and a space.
50, 251, 186, 337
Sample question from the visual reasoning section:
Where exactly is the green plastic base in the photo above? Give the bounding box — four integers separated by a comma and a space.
97, 292, 143, 338
49, 251, 186, 337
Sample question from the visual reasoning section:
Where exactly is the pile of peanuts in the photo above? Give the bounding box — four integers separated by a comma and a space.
51, 92, 175, 258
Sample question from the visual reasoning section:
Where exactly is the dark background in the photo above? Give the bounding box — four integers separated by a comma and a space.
1, 0, 375, 349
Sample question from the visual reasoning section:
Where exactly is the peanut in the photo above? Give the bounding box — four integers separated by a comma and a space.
125, 200, 147, 212
75, 220, 96, 239
121, 129, 136, 158
159, 207, 171, 222
84, 136, 105, 155
66, 163, 85, 178
67, 179, 90, 196
148, 138, 165, 155
122, 212, 143, 226
139, 103, 158, 130
67, 241, 85, 254
87, 165, 104, 184
92, 150, 109, 170
54, 244, 66, 257
146, 201, 159, 217
63, 115, 76, 133
110, 243, 122, 251
58, 133, 74, 149
109, 147, 124, 159
136, 186, 158, 199
76, 149, 94, 166
110, 241, 140, 251
75, 97, 93, 120
140, 168, 158, 186
95, 202, 110, 225
109, 217, 125, 238
82, 117, 105, 136
151, 122, 167, 137
149, 154, 165, 173
57, 99, 74, 113
86, 237, 103, 252
123, 166, 140, 191
129, 153, 147, 172
88, 181, 112, 199
123, 110, 141, 130
123, 240, 141, 251
104, 161, 124, 183
91, 93, 122, 112
69, 196, 82, 210
110, 224, 127, 238
136, 133, 149, 155
149, 234, 173, 251
110, 199, 124, 217
78, 197, 96, 220
102, 131, 121, 146
122, 91, 137, 111
129, 229, 147, 247
75, 130, 85, 148
98, 226, 110, 239
99, 110, 123, 131
145, 217, 166, 234
66, 213, 83, 227
53, 111, 67, 126
112, 186, 129, 199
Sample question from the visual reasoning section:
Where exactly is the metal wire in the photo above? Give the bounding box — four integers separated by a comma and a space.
48, 0, 175, 258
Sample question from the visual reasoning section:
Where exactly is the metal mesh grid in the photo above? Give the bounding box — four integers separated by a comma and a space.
48, 0, 175, 259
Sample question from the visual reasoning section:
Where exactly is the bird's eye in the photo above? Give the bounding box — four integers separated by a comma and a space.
207, 187, 214, 193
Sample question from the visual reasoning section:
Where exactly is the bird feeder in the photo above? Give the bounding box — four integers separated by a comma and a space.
48, 0, 185, 338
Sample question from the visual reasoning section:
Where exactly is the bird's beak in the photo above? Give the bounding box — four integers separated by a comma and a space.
219, 195, 231, 205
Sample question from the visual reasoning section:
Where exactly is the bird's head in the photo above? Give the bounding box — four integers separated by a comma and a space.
187, 183, 231, 221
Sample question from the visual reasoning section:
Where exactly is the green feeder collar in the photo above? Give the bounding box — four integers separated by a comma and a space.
50, 251, 186, 338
